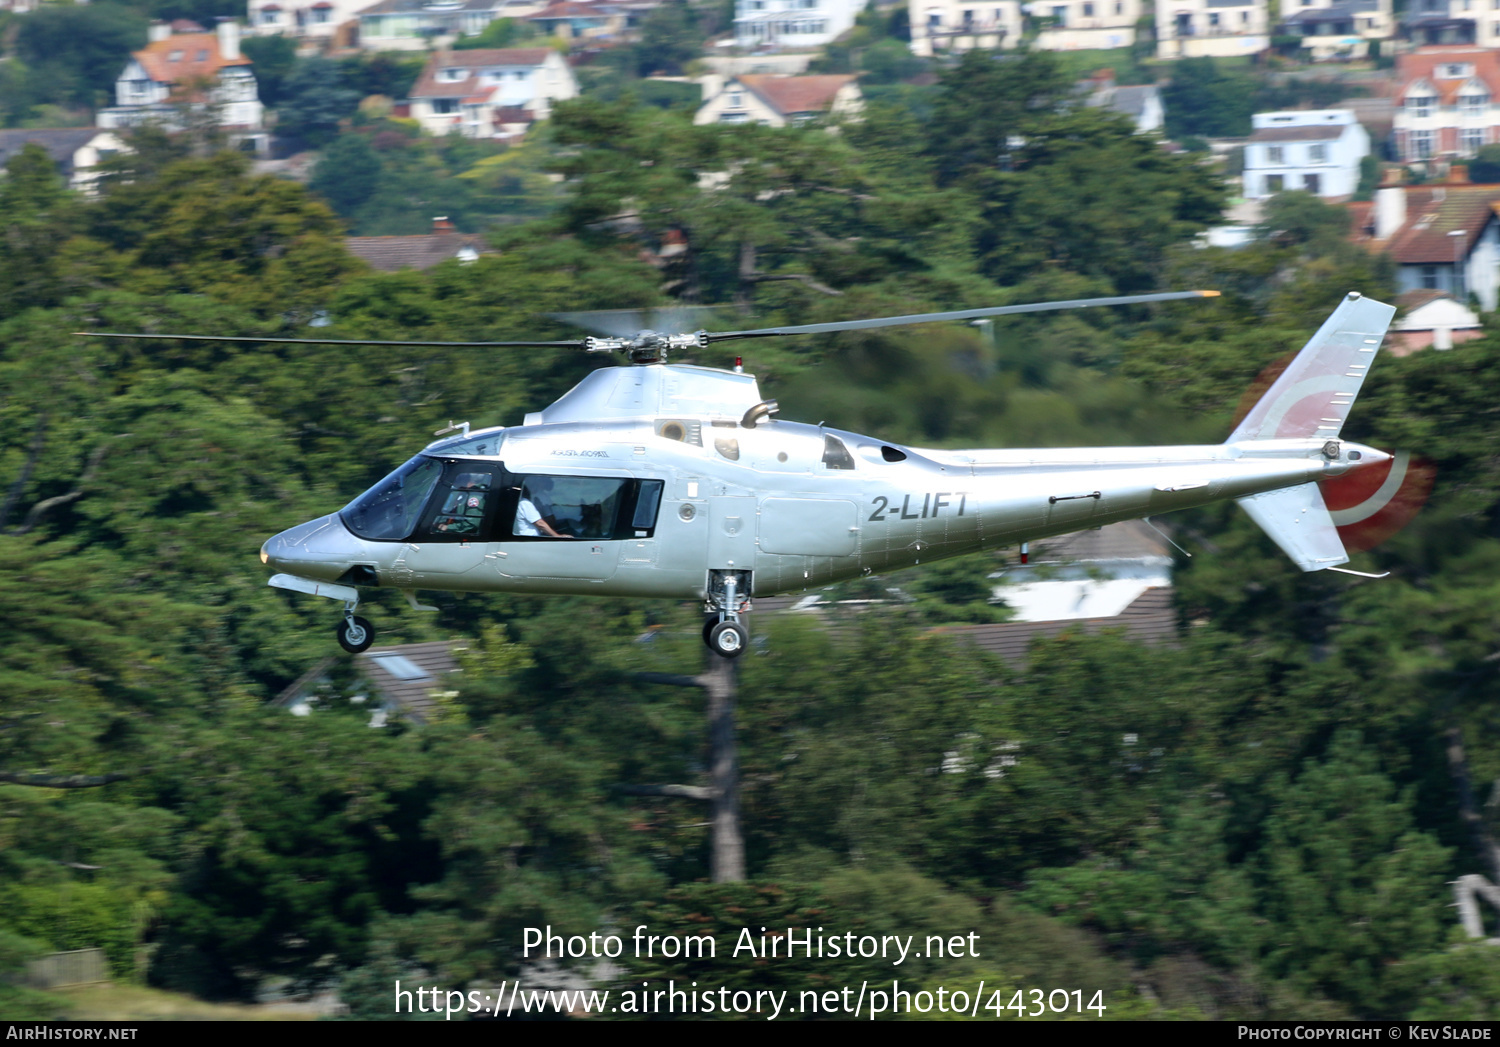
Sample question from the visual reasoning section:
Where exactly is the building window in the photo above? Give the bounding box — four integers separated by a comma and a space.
1463, 126, 1486, 153
1462, 91, 1489, 115
1267, 174, 1284, 192
1083, 2, 1094, 15
1309, 144, 1327, 163
1267, 145, 1284, 164
312, 7, 330, 22
1421, 265, 1440, 289
1411, 129, 1435, 159
1209, 11, 1220, 26
1304, 173, 1321, 194
1114, 0, 1122, 11
432, 99, 459, 114
1051, 5, 1066, 25
1407, 94, 1435, 118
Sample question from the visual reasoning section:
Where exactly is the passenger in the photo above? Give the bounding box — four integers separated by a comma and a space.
513, 477, 571, 538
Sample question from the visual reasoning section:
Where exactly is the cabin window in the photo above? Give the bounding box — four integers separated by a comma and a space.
506, 475, 665, 540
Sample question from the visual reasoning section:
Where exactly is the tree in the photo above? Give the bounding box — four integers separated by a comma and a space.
12, 5, 147, 111
275, 57, 360, 146
1162, 58, 1255, 140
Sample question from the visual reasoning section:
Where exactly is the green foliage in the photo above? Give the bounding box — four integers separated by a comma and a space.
1469, 144, 1500, 184
275, 57, 360, 146
11, 4, 147, 113
1162, 58, 1255, 139
454, 16, 540, 50
240, 35, 298, 109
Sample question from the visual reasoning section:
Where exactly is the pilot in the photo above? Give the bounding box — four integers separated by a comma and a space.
513, 477, 570, 538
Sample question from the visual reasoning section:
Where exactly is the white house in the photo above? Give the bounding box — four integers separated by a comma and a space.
0, 129, 128, 194
909, 0, 1141, 57
407, 48, 578, 138
1390, 290, 1482, 352
1242, 109, 1370, 199
694, 74, 862, 126
1276, 0, 1392, 61
734, 0, 862, 49
247, 0, 368, 40
1156, 0, 1270, 59
356, 0, 546, 51
97, 20, 266, 152
1402, 0, 1500, 48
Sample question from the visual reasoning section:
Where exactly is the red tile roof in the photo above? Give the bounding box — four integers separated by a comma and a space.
1396, 46, 1500, 106
132, 32, 250, 88
736, 74, 856, 118
1378, 185, 1500, 262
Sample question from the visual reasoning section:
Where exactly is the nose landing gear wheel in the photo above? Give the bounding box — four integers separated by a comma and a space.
337, 615, 375, 653
707, 620, 748, 658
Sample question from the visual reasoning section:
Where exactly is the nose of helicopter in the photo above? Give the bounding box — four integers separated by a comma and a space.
260, 514, 361, 583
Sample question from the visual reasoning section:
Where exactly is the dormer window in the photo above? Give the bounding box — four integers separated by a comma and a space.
196, 49, 208, 60
1440, 62, 1475, 79
1407, 93, 1436, 117
438, 67, 468, 83
168, 50, 183, 61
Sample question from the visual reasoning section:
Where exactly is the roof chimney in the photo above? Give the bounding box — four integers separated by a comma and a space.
433, 216, 456, 233
1375, 186, 1407, 241
217, 17, 240, 61
149, 19, 171, 42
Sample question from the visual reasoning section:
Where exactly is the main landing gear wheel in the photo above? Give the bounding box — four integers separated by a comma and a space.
337, 615, 375, 653
707, 620, 748, 659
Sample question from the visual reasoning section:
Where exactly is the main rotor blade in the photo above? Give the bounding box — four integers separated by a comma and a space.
704, 290, 1220, 342
74, 332, 588, 349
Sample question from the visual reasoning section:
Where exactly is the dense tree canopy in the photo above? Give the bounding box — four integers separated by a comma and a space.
2, 57, 1500, 1021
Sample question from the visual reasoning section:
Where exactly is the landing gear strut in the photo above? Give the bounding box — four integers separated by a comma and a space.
704, 570, 751, 658
336, 597, 375, 653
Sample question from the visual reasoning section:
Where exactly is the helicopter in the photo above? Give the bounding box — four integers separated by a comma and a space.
82, 289, 1404, 658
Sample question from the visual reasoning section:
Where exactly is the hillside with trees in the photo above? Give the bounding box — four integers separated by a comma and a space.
2, 48, 1499, 1020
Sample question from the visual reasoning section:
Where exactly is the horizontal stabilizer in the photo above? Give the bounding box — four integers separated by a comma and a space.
1229, 292, 1396, 443
1237, 483, 1349, 572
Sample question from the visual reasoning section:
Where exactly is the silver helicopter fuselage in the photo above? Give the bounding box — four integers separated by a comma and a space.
261, 345, 1387, 604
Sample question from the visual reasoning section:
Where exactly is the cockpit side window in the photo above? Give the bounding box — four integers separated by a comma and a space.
342, 456, 445, 541
417, 464, 503, 542
823, 435, 856, 470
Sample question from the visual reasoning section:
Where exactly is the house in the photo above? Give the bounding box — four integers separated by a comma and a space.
694, 74, 862, 127
1399, 0, 1500, 47
1156, 0, 1270, 59
524, 0, 630, 39
97, 19, 266, 153
406, 48, 578, 139
1242, 110, 1370, 199
1392, 47, 1500, 163
1390, 290, 1482, 352
1080, 71, 1165, 134
934, 588, 1179, 666
0, 129, 128, 193
1356, 182, 1500, 310
275, 640, 465, 725
735, 0, 862, 49
909, 0, 1141, 57
1275, 0, 1391, 61
355, 0, 546, 51
345, 217, 497, 269
247, 0, 368, 40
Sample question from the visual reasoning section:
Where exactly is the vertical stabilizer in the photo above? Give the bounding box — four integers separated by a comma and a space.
1237, 478, 1349, 572
1228, 292, 1396, 443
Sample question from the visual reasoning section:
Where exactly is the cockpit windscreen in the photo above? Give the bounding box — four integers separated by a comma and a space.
341, 455, 444, 541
